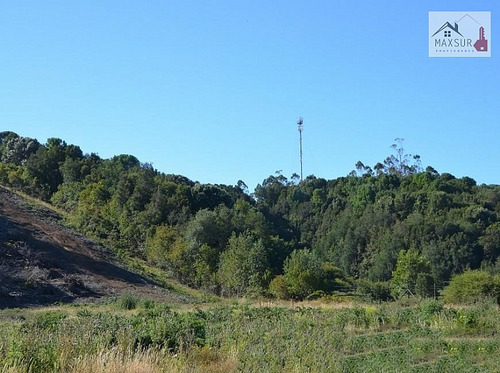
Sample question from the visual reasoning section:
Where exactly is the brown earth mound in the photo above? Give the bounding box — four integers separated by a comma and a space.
0, 186, 177, 308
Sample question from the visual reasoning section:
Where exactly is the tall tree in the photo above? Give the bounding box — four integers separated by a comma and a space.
1, 135, 40, 165
391, 249, 432, 298
218, 232, 269, 297
283, 249, 323, 299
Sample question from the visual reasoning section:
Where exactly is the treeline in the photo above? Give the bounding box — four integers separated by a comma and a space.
1, 132, 499, 301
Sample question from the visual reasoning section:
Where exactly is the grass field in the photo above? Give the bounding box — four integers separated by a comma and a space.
1, 297, 499, 372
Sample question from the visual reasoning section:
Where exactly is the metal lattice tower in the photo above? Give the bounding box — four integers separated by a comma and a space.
297, 117, 303, 181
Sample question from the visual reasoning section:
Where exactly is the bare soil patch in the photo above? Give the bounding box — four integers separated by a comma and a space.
0, 186, 179, 308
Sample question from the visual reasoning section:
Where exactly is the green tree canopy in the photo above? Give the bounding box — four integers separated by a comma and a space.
218, 232, 269, 297
441, 270, 500, 304
283, 249, 323, 300
391, 249, 432, 298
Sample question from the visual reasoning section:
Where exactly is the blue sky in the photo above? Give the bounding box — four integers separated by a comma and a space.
1, 1, 498, 191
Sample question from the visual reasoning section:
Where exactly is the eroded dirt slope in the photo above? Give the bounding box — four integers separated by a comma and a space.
0, 186, 176, 308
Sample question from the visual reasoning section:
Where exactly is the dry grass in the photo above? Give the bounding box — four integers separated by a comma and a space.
184, 346, 239, 373
4, 185, 68, 217
234, 297, 358, 310
65, 346, 239, 373
67, 348, 175, 373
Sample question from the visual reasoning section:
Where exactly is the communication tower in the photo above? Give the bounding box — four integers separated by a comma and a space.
297, 117, 303, 181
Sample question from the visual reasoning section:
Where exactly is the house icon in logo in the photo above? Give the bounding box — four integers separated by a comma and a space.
432, 22, 464, 38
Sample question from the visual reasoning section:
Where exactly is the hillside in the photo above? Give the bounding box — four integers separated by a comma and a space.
0, 186, 177, 308
1, 132, 500, 303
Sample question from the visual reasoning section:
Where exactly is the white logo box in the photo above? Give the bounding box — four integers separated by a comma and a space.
429, 12, 491, 57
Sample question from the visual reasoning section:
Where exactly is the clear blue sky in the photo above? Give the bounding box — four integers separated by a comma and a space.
1, 1, 498, 192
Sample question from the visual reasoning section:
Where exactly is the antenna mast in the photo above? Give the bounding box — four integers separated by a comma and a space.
297, 117, 303, 181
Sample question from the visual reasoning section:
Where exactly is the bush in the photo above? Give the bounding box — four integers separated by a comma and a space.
269, 275, 289, 300
34, 311, 67, 331
441, 270, 499, 304
418, 299, 444, 321
119, 294, 139, 310
357, 280, 392, 302
305, 290, 326, 300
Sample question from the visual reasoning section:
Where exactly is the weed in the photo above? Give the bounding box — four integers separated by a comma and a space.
0, 300, 499, 372
119, 294, 139, 310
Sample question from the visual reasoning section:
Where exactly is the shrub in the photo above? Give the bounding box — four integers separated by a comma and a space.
441, 270, 499, 304
141, 298, 156, 310
305, 290, 326, 300
268, 275, 289, 300
119, 294, 139, 310
357, 280, 392, 302
418, 299, 444, 321
34, 311, 67, 332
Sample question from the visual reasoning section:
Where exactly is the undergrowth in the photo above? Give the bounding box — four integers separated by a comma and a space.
0, 298, 498, 372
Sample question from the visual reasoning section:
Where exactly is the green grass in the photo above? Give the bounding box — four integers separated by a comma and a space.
0, 298, 499, 372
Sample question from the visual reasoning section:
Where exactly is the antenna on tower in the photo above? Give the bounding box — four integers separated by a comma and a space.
297, 117, 303, 181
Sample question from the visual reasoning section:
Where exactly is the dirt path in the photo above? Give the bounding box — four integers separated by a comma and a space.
0, 186, 177, 308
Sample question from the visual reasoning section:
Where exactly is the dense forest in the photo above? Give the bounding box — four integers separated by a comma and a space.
1, 131, 499, 301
